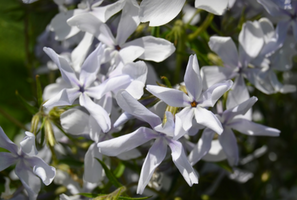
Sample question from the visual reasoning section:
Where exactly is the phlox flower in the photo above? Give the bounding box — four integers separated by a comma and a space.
0, 128, 56, 200
146, 55, 233, 139
189, 97, 280, 166
97, 90, 198, 194
67, 0, 175, 65
139, 0, 236, 26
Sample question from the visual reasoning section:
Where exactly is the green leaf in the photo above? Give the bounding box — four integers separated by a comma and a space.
114, 162, 125, 178
96, 158, 122, 188
15, 90, 38, 114
35, 75, 43, 107
118, 196, 152, 200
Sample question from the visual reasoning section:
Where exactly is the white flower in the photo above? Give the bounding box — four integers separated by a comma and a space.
0, 128, 56, 200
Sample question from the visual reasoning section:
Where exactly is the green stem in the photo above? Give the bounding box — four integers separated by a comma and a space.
0, 107, 28, 131
188, 13, 214, 41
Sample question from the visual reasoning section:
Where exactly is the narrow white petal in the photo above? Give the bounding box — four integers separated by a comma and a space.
223, 96, 258, 121
218, 128, 239, 166
176, 107, 195, 132
116, 90, 162, 128
184, 55, 203, 101
118, 45, 145, 63
60, 108, 90, 135
189, 128, 215, 165
97, 127, 156, 156
125, 36, 175, 62
201, 66, 235, 89
209, 36, 239, 68
67, 13, 116, 47
116, 0, 140, 45
71, 32, 94, 72
239, 21, 264, 64
90, 0, 126, 23
226, 75, 250, 110
137, 138, 167, 194
200, 80, 233, 107
195, 0, 229, 15
168, 140, 199, 186
20, 132, 38, 156
146, 85, 191, 107
50, 9, 83, 40
79, 93, 111, 133
0, 127, 18, 154
27, 157, 56, 185
83, 143, 103, 183
15, 161, 40, 200
43, 47, 80, 87
194, 107, 223, 134
0, 152, 17, 171
140, 0, 185, 26
229, 118, 280, 136
80, 43, 104, 88
43, 88, 80, 109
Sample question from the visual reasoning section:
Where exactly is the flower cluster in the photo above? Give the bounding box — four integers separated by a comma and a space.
1, 0, 296, 199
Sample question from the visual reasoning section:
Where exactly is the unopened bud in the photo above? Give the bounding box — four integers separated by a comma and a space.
30, 114, 40, 135
45, 119, 56, 147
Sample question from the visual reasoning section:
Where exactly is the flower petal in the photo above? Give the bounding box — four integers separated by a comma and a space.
50, 9, 83, 41
90, 0, 126, 23
184, 55, 203, 101
0, 152, 17, 171
194, 107, 223, 134
0, 127, 18, 154
125, 36, 175, 62
71, 32, 94, 72
43, 88, 81, 109
83, 143, 103, 183
224, 96, 258, 121
188, 128, 215, 165
175, 107, 195, 132
218, 128, 239, 166
27, 156, 56, 185
195, 0, 229, 15
116, 90, 162, 127
79, 93, 111, 133
15, 161, 40, 200
43, 47, 80, 87
208, 36, 239, 69
137, 138, 167, 194
168, 139, 199, 186
79, 43, 104, 88
116, 0, 140, 45
229, 118, 280, 136
139, 0, 185, 26
60, 108, 90, 135
146, 85, 191, 107
239, 21, 264, 64
201, 66, 235, 89
118, 45, 145, 63
153, 111, 175, 137
199, 80, 233, 107
226, 75, 250, 110
97, 127, 156, 156
67, 13, 115, 47
20, 132, 38, 156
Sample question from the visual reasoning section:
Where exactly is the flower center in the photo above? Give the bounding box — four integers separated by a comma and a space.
115, 45, 121, 51
79, 85, 85, 93
191, 101, 198, 107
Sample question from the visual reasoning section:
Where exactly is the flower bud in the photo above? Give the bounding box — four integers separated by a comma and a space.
30, 114, 40, 135
45, 119, 56, 147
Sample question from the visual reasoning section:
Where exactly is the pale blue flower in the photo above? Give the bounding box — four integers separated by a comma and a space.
0, 128, 56, 200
